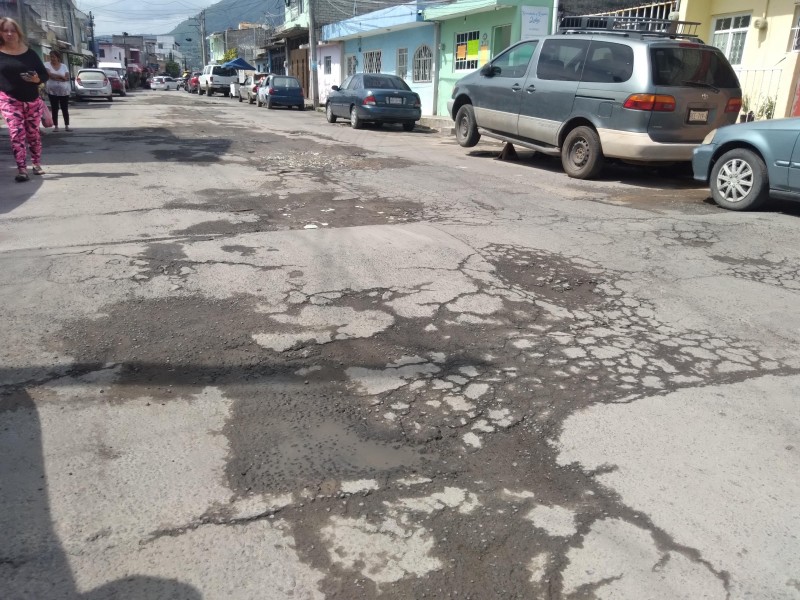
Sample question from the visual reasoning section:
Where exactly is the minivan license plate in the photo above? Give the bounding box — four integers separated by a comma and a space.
387, 97, 403, 105
688, 109, 708, 123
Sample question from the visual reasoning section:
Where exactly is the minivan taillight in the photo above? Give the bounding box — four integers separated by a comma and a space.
725, 97, 743, 113
103, 77, 109, 86
76, 77, 82, 84
268, 87, 275, 95
623, 93, 676, 112
363, 95, 377, 106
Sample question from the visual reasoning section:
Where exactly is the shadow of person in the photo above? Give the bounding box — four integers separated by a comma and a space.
0, 389, 202, 600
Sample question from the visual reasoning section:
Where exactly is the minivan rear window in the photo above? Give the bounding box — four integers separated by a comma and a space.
212, 67, 236, 77
650, 47, 739, 88
79, 71, 105, 81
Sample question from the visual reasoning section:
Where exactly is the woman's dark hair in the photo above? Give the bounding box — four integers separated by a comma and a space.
49, 50, 62, 61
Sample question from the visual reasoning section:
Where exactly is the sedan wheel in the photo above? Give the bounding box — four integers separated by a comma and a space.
257, 95, 262, 107
350, 106, 362, 129
326, 103, 337, 123
402, 121, 415, 132
710, 148, 769, 211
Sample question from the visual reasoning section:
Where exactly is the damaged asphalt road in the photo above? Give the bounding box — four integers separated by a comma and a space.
1, 92, 799, 600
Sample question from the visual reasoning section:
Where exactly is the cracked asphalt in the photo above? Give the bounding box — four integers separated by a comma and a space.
1, 91, 799, 600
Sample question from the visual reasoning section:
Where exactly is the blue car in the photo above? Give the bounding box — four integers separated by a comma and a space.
325, 73, 421, 131
256, 75, 305, 110
693, 117, 800, 210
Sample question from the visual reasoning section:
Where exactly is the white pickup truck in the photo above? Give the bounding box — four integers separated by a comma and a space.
198, 64, 237, 97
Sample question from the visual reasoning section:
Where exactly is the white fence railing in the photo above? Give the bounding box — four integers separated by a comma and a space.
735, 67, 782, 119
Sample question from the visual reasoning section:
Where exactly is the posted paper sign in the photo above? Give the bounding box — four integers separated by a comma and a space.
521, 6, 551, 38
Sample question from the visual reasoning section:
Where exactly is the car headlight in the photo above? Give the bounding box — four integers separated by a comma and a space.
702, 129, 717, 145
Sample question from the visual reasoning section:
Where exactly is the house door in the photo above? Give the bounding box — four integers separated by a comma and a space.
290, 48, 308, 98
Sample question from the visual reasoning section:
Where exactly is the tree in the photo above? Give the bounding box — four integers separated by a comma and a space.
223, 48, 238, 62
165, 60, 180, 77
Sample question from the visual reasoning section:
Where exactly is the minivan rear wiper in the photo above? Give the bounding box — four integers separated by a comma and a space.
682, 80, 720, 93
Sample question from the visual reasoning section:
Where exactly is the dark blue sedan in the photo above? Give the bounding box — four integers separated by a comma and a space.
325, 73, 421, 131
693, 117, 800, 210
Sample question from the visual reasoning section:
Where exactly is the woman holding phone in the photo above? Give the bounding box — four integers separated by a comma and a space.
0, 17, 49, 182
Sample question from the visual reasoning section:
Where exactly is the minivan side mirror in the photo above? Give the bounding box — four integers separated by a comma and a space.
331, 85, 340, 91
480, 63, 497, 77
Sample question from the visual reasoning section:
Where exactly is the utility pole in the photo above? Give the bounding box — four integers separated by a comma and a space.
307, 0, 319, 108
199, 10, 207, 66
89, 12, 98, 67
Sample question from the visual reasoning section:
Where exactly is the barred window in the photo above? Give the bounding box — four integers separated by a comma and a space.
346, 54, 357, 76
324, 56, 332, 75
363, 50, 382, 74
711, 14, 750, 65
455, 31, 480, 71
413, 45, 432, 82
397, 48, 408, 79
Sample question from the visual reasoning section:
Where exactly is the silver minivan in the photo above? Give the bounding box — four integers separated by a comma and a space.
448, 17, 742, 179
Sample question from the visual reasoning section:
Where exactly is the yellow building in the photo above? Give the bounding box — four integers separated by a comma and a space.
679, 0, 800, 118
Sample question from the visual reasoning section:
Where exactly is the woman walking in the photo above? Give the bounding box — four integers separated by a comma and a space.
45, 50, 71, 132
0, 17, 49, 182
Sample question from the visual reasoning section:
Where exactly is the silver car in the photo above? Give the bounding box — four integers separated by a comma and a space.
449, 16, 742, 179
75, 68, 113, 102
692, 118, 800, 211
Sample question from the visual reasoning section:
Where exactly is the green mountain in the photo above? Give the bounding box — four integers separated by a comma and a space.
170, 0, 284, 69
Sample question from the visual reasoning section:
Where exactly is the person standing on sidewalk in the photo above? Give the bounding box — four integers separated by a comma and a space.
45, 50, 71, 132
0, 17, 49, 182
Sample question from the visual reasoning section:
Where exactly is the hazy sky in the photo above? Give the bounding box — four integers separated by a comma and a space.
76, 0, 216, 36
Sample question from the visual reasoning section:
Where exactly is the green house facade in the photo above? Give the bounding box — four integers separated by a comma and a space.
425, 0, 555, 115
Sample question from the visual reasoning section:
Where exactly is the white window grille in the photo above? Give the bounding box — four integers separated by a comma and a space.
363, 50, 382, 73
324, 56, 332, 75
346, 54, 357, 76
413, 45, 433, 82
455, 31, 480, 71
711, 14, 750, 65
397, 48, 408, 79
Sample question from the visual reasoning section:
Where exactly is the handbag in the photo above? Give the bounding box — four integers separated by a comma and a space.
41, 103, 54, 128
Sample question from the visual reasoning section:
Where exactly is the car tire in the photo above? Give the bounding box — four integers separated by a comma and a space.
206, 86, 213, 96
249, 96, 254, 105
561, 126, 604, 180
297, 104, 304, 111
257, 95, 262, 107
326, 103, 337, 123
402, 121, 415, 132
223, 91, 230, 97
709, 148, 769, 211
266, 98, 273, 109
455, 104, 480, 147
107, 96, 113, 102
350, 106, 362, 129
238, 94, 243, 103
120, 91, 126, 97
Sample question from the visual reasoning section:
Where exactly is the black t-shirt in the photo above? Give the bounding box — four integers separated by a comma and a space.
0, 48, 49, 102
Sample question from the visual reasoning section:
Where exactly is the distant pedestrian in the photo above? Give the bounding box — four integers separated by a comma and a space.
0, 17, 49, 182
45, 50, 71, 132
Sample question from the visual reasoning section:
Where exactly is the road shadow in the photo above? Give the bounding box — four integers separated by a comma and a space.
0, 389, 202, 600
0, 168, 44, 213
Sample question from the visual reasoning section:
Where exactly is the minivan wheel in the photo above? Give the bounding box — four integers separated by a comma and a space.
402, 121, 415, 132
709, 148, 769, 211
562, 126, 604, 179
326, 103, 337, 123
455, 105, 480, 147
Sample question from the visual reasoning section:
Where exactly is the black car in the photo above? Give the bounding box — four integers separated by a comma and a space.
325, 73, 421, 131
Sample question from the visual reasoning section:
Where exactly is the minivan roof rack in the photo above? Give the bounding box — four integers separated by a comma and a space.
558, 15, 702, 41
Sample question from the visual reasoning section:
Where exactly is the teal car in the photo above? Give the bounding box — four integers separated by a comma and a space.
692, 117, 800, 211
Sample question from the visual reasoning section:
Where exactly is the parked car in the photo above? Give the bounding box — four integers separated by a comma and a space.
692, 117, 800, 211
151, 76, 179, 91
257, 74, 305, 110
240, 74, 269, 104
74, 68, 113, 102
325, 73, 420, 130
198, 64, 237, 96
449, 16, 742, 179
102, 69, 126, 96
186, 72, 201, 93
